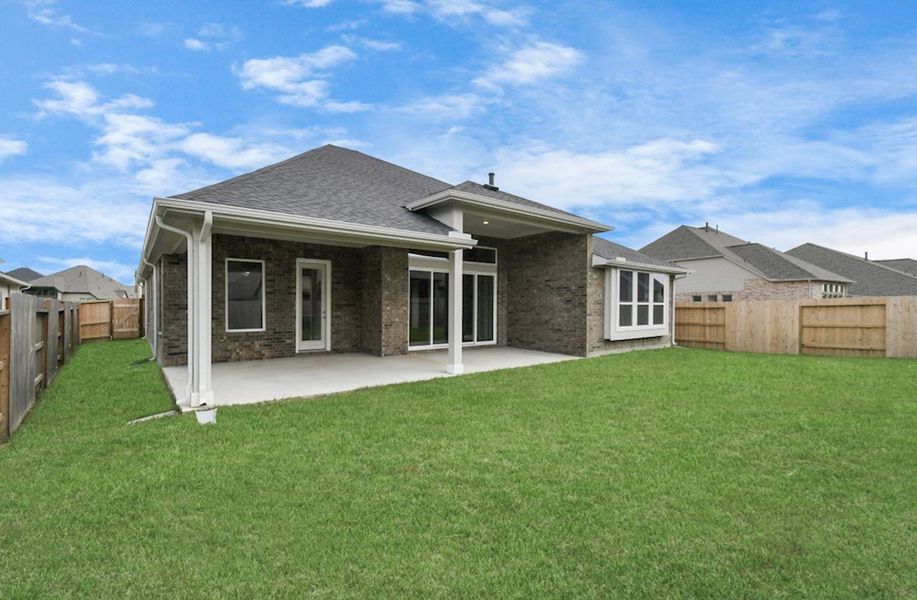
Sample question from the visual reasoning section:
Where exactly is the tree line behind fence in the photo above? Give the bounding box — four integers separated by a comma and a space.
675, 296, 917, 359
0, 295, 144, 442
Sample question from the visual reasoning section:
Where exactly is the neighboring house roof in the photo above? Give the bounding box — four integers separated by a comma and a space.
592, 237, 687, 273
28, 266, 134, 299
5, 267, 44, 282
641, 225, 850, 283
786, 244, 917, 296
875, 258, 917, 277
170, 145, 603, 236
0, 271, 29, 288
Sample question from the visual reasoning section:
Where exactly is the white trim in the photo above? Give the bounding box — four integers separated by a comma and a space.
224, 258, 267, 333
405, 189, 610, 233
591, 254, 689, 275
295, 258, 332, 352
137, 197, 479, 277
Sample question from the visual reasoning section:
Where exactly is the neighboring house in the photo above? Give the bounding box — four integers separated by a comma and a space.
641, 225, 851, 301
786, 244, 917, 297
0, 271, 29, 309
874, 258, 917, 277
5, 267, 44, 282
136, 145, 687, 409
25, 265, 134, 302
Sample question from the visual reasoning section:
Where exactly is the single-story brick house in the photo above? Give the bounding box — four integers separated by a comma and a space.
641, 224, 851, 302
137, 145, 686, 409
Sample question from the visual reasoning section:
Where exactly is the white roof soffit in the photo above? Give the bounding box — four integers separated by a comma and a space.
405, 189, 611, 234
591, 254, 690, 275
137, 197, 477, 278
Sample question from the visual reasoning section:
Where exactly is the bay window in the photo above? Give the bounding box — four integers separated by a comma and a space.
605, 268, 669, 340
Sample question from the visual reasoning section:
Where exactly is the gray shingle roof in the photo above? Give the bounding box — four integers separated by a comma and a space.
174, 145, 454, 235
592, 237, 684, 270
171, 145, 597, 236
5, 267, 43, 282
641, 225, 849, 282
29, 266, 134, 299
786, 244, 917, 296
875, 258, 917, 277
451, 181, 574, 217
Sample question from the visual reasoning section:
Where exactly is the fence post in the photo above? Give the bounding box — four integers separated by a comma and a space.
0, 310, 10, 442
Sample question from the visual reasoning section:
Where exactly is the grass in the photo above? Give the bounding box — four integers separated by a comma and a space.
0, 340, 915, 599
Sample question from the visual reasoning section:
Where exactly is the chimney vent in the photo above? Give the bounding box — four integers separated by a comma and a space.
705, 222, 709, 232
865, 251, 869, 261
483, 172, 498, 191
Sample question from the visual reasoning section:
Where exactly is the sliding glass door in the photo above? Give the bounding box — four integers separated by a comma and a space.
411, 268, 495, 348
409, 270, 449, 347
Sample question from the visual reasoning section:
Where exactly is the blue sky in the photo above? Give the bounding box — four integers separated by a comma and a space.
1, 0, 916, 283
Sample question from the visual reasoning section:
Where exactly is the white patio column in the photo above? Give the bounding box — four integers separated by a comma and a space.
447, 247, 463, 374
189, 211, 214, 407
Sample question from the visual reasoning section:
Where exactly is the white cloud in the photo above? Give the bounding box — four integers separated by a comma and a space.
236, 45, 362, 109
492, 138, 724, 210
377, 0, 527, 26
22, 0, 89, 33
282, 0, 333, 6
474, 41, 583, 89
399, 93, 488, 120
183, 23, 243, 51
341, 35, 401, 52
0, 137, 27, 162
184, 38, 207, 51
34, 80, 153, 119
179, 133, 289, 169
378, 0, 420, 14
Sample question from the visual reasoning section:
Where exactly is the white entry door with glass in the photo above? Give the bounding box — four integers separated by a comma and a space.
408, 247, 497, 349
296, 259, 331, 351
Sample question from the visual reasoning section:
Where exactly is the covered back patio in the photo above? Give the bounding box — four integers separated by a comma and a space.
161, 345, 575, 406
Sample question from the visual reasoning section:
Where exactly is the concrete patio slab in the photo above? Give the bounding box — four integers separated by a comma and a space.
162, 346, 577, 407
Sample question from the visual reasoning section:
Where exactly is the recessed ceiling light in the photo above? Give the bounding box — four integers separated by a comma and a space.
482, 220, 489, 225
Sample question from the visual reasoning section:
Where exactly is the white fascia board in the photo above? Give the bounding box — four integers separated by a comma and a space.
0, 273, 29, 288
137, 197, 477, 276
405, 189, 612, 233
591, 254, 690, 275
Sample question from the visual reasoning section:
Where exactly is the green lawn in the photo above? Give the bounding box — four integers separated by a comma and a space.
1, 340, 914, 599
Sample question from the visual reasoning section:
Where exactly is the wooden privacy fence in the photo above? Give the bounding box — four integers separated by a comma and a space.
79, 299, 143, 341
675, 296, 917, 358
1, 294, 80, 441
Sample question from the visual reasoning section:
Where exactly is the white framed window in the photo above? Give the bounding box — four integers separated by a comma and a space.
821, 283, 846, 299
604, 268, 669, 340
225, 258, 266, 332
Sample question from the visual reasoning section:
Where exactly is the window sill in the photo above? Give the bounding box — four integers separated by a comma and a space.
606, 326, 667, 341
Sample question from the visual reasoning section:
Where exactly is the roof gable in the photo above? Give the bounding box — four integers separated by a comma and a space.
29, 265, 133, 299
5, 267, 43, 282
592, 237, 684, 271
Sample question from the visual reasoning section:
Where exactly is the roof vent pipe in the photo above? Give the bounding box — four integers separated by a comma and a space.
483, 172, 498, 191
865, 251, 869, 261
705, 222, 709, 232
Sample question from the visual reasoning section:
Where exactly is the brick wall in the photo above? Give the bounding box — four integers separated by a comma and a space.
158, 235, 408, 366
674, 278, 820, 302
158, 253, 187, 366
379, 247, 408, 356
503, 232, 590, 356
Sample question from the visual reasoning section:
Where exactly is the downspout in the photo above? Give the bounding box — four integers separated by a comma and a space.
672, 273, 690, 347
140, 255, 157, 357
155, 215, 194, 405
